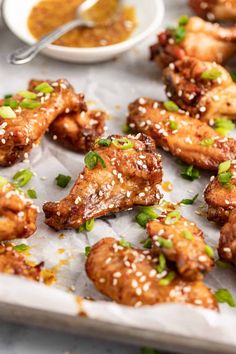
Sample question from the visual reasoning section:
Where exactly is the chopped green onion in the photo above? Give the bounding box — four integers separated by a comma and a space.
122, 123, 133, 134
13, 169, 33, 187
85, 246, 91, 257
141, 348, 160, 354
55, 174, 71, 188
165, 210, 181, 225
112, 137, 134, 150
164, 100, 179, 112
140, 238, 152, 249
3, 98, 19, 109
178, 15, 189, 26
0, 176, 8, 189
35, 82, 54, 94
218, 172, 232, 186
230, 71, 236, 83
14, 244, 29, 252
169, 120, 178, 131
182, 229, 194, 241
156, 254, 166, 273
97, 138, 111, 147
201, 68, 222, 80
136, 213, 152, 228
180, 193, 198, 205
138, 206, 158, 219
118, 238, 132, 248
180, 165, 200, 181
215, 288, 236, 307
20, 99, 40, 109
218, 161, 231, 174
0, 106, 16, 119
156, 236, 173, 249
214, 118, 235, 136
200, 138, 214, 147
85, 219, 94, 232
84, 151, 106, 170
173, 26, 186, 43
159, 271, 176, 286
205, 245, 214, 258
4, 94, 12, 99
18, 90, 37, 99
27, 189, 37, 199
216, 260, 230, 269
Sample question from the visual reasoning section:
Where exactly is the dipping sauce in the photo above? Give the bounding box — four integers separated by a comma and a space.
28, 0, 137, 48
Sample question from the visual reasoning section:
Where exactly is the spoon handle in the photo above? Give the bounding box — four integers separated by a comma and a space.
7, 19, 94, 65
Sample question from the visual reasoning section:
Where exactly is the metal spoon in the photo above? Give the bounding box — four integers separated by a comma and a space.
7, 0, 100, 65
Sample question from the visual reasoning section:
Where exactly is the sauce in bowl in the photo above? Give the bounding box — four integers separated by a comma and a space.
28, 0, 137, 48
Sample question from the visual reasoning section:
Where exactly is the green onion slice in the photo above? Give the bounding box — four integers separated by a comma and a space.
3, 98, 19, 109
201, 68, 222, 80
173, 26, 186, 43
85, 219, 95, 232
214, 118, 235, 137
178, 15, 189, 26
97, 138, 111, 147
216, 260, 230, 269
35, 82, 54, 94
165, 210, 181, 225
200, 138, 214, 147
215, 288, 236, 307
55, 174, 71, 188
180, 165, 200, 181
13, 169, 33, 187
205, 245, 214, 258
159, 271, 176, 286
18, 90, 37, 99
20, 99, 41, 109
169, 120, 178, 131
0, 106, 16, 119
14, 244, 30, 252
27, 189, 37, 199
118, 238, 132, 248
84, 151, 106, 170
218, 161, 231, 174
0, 176, 8, 189
156, 254, 166, 273
156, 236, 173, 249
112, 137, 134, 150
182, 229, 194, 241
140, 238, 152, 249
164, 100, 179, 112
218, 172, 233, 186
180, 193, 198, 205
85, 246, 91, 257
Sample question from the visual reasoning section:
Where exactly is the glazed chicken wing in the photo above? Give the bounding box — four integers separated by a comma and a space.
219, 210, 236, 266
127, 98, 236, 170
147, 216, 214, 281
150, 17, 236, 67
204, 160, 236, 224
189, 0, 236, 22
163, 58, 236, 123
0, 79, 82, 166
29, 80, 106, 153
0, 182, 38, 241
86, 237, 218, 310
43, 134, 163, 231
0, 244, 41, 281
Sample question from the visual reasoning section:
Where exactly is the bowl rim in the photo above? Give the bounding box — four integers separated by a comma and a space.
2, 0, 165, 54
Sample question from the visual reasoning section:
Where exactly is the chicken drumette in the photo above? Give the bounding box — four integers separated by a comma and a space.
163, 58, 236, 123
219, 210, 236, 266
204, 160, 236, 224
147, 215, 214, 281
0, 79, 82, 166
29, 80, 106, 153
43, 134, 163, 231
189, 0, 236, 22
127, 98, 236, 170
0, 181, 38, 241
0, 244, 41, 281
150, 17, 236, 67
86, 237, 218, 310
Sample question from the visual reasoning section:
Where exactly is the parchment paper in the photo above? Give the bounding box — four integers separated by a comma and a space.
1, 0, 236, 348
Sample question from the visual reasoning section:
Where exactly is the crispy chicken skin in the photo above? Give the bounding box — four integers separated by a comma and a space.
127, 98, 236, 170
0, 79, 82, 166
219, 210, 236, 266
147, 216, 213, 281
0, 244, 41, 281
150, 17, 236, 67
163, 58, 236, 123
0, 183, 38, 241
189, 0, 236, 22
204, 161, 236, 224
29, 80, 106, 153
86, 237, 218, 310
43, 134, 163, 231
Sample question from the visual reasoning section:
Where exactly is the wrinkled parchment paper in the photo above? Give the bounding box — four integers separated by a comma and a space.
1, 0, 236, 349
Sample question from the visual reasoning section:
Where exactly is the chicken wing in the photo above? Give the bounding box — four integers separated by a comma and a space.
29, 80, 106, 153
204, 161, 236, 224
86, 237, 218, 310
43, 134, 163, 231
189, 0, 236, 22
0, 182, 38, 241
0, 79, 82, 166
127, 98, 236, 170
0, 244, 41, 281
150, 17, 236, 67
147, 216, 214, 281
163, 58, 236, 123
219, 210, 236, 266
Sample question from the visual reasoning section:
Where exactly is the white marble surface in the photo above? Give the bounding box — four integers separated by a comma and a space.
0, 1, 187, 353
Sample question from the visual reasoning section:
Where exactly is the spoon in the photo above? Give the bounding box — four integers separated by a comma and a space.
7, 0, 100, 65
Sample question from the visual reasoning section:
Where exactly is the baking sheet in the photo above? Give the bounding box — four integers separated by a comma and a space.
1, 0, 236, 351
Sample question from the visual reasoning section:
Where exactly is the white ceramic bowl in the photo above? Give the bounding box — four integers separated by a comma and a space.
2, 0, 165, 63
